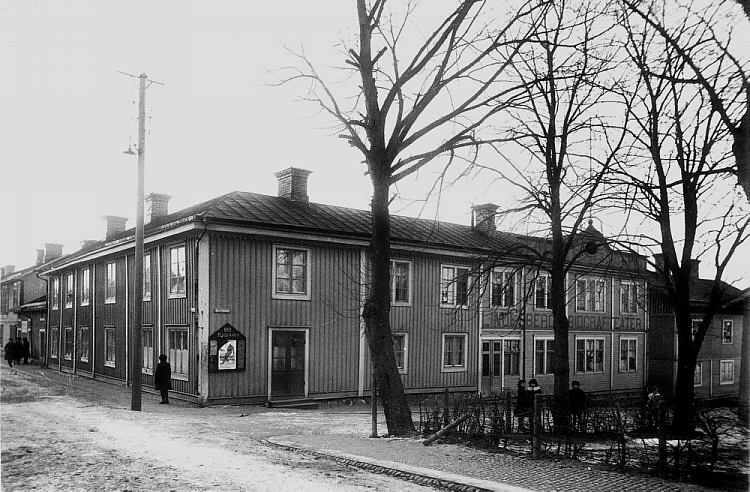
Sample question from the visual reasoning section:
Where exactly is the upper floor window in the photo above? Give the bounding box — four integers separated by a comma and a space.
273, 246, 310, 299
575, 277, 605, 312
720, 360, 735, 385
392, 333, 408, 374
169, 246, 186, 298
65, 273, 74, 308
619, 338, 637, 372
691, 319, 701, 341
0, 285, 8, 312
10, 281, 21, 308
722, 320, 733, 344
390, 260, 411, 305
491, 270, 516, 308
143, 254, 152, 301
620, 281, 638, 314
80, 268, 90, 306
534, 337, 554, 375
575, 337, 604, 373
440, 265, 469, 307
105, 262, 116, 304
694, 361, 703, 387
535, 274, 550, 309
442, 333, 467, 372
51, 277, 60, 310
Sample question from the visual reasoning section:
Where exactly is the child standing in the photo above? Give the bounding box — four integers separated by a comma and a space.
154, 354, 172, 404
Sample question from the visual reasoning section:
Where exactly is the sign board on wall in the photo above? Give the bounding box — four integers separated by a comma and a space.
208, 323, 246, 373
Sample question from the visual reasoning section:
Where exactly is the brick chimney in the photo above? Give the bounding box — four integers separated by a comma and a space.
275, 167, 312, 203
43, 243, 63, 263
0, 265, 15, 279
80, 240, 98, 250
102, 215, 128, 240
145, 193, 172, 224
471, 203, 498, 235
36, 249, 45, 266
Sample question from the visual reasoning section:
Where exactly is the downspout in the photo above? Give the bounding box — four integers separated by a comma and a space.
35, 271, 48, 368
610, 277, 615, 392
476, 265, 484, 395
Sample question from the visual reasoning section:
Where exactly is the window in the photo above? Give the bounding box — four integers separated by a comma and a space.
65, 274, 74, 308
11, 281, 20, 308
441, 265, 469, 306
273, 246, 310, 299
535, 274, 550, 309
720, 360, 735, 385
105, 262, 116, 303
79, 326, 90, 362
50, 325, 60, 358
169, 327, 189, 377
620, 281, 638, 314
694, 361, 703, 387
390, 260, 411, 305
619, 338, 637, 372
575, 337, 604, 373
169, 246, 187, 298
491, 270, 516, 308
575, 277, 605, 312
534, 338, 554, 375
503, 339, 520, 376
442, 334, 467, 371
104, 326, 116, 367
80, 268, 90, 306
64, 326, 73, 360
142, 326, 154, 373
481, 341, 502, 377
392, 333, 408, 374
691, 319, 701, 341
722, 320, 733, 344
51, 277, 60, 310
143, 254, 152, 301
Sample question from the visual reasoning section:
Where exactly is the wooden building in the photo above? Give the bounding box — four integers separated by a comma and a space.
38, 168, 649, 405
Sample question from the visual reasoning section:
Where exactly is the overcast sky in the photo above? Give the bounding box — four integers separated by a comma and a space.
1, 0, 748, 287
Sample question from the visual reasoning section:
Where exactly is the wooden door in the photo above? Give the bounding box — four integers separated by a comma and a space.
271, 331, 305, 397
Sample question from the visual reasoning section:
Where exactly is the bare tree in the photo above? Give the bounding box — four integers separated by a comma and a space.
617, 0, 750, 434
278, 0, 547, 435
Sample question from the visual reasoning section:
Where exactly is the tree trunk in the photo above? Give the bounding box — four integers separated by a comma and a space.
739, 294, 750, 426
361, 168, 415, 436
733, 109, 750, 201
672, 305, 698, 434
549, 190, 570, 432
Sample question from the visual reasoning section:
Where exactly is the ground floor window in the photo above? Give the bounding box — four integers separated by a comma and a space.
78, 326, 90, 362
168, 327, 189, 377
481, 341, 502, 377
442, 334, 466, 371
694, 361, 703, 387
503, 339, 520, 376
720, 360, 734, 385
392, 333, 407, 374
104, 326, 116, 367
534, 337, 554, 375
64, 326, 74, 360
142, 326, 154, 374
619, 338, 637, 372
575, 337, 604, 373
50, 325, 60, 359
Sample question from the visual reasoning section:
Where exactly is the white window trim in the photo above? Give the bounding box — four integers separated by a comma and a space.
575, 336, 605, 374
620, 280, 638, 314
691, 319, 702, 341
490, 268, 517, 309
693, 361, 703, 387
719, 360, 735, 385
392, 332, 408, 375
142, 326, 154, 375
104, 262, 116, 304
143, 254, 152, 302
441, 333, 468, 373
722, 320, 734, 345
534, 274, 551, 310
168, 326, 190, 380
79, 326, 90, 362
80, 268, 90, 306
390, 259, 413, 306
63, 326, 73, 360
51, 277, 60, 310
65, 274, 74, 308
272, 245, 312, 301
533, 336, 554, 376
619, 337, 638, 372
575, 276, 606, 313
440, 264, 470, 309
104, 326, 116, 367
168, 246, 187, 299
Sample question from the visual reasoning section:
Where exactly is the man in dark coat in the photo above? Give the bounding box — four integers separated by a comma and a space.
516, 379, 532, 433
22, 337, 30, 364
569, 380, 585, 431
4, 338, 15, 367
13, 337, 23, 365
154, 354, 172, 404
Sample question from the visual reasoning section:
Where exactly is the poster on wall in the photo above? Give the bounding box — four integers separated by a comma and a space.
208, 323, 246, 373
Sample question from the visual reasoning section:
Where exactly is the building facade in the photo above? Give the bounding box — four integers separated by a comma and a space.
39, 168, 649, 405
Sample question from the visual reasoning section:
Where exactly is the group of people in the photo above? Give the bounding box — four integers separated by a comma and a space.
4, 337, 30, 367
515, 378, 587, 433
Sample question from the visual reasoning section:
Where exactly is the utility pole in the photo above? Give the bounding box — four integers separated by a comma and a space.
120, 71, 162, 411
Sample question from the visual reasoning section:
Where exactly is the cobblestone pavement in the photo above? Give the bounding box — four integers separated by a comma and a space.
1, 361, 732, 491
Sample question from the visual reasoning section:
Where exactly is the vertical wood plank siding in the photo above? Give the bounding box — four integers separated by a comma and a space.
76, 266, 93, 373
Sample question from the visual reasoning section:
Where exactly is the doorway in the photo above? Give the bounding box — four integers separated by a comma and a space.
270, 330, 306, 398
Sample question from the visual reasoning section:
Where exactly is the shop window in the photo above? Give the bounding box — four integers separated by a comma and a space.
534, 337, 554, 375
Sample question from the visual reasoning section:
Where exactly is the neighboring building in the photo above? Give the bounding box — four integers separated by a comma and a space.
648, 259, 745, 401
38, 168, 649, 405
1, 244, 63, 359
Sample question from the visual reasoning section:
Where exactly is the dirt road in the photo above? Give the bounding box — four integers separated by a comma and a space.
1, 365, 434, 491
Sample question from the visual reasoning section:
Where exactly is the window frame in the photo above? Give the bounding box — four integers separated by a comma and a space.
575, 277, 606, 313
79, 326, 90, 362
50, 325, 60, 359
143, 254, 152, 302
441, 333, 467, 373
168, 326, 190, 379
618, 337, 637, 372
691, 319, 702, 341
440, 264, 470, 308
105, 262, 116, 304
168, 246, 187, 299
142, 326, 154, 374
10, 281, 20, 308
390, 259, 412, 306
694, 361, 703, 387
534, 274, 550, 310
722, 320, 734, 345
51, 277, 60, 310
104, 326, 116, 367
63, 326, 74, 360
720, 360, 735, 385
490, 269, 517, 308
534, 336, 554, 376
392, 333, 408, 374
503, 338, 521, 376
575, 337, 605, 374
64, 273, 74, 308
620, 281, 638, 314
272, 245, 311, 300
80, 268, 90, 306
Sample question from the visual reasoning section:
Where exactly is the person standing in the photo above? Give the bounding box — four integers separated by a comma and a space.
13, 337, 23, 365
22, 337, 30, 364
154, 354, 172, 404
516, 379, 532, 433
647, 386, 661, 430
4, 338, 15, 367
569, 380, 585, 431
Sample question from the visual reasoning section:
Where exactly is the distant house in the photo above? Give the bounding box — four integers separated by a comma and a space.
648, 259, 745, 401
38, 168, 649, 405
1, 244, 63, 360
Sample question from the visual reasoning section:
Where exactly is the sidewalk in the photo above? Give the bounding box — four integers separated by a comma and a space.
3, 362, 715, 491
